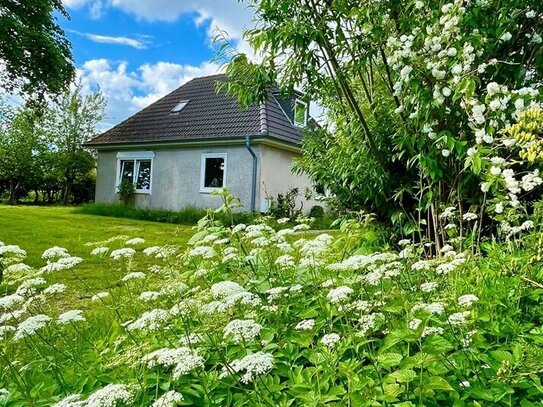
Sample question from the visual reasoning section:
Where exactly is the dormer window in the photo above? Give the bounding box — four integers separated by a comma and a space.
170, 100, 189, 114
293, 99, 308, 127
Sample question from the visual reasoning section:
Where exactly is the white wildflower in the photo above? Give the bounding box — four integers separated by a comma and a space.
85, 384, 135, 407
224, 319, 262, 343
458, 294, 479, 307
110, 248, 136, 260
42, 246, 69, 261
422, 326, 444, 337
448, 311, 471, 325
295, 319, 315, 331
221, 352, 274, 384
327, 286, 354, 304
14, 314, 51, 340
0, 293, 25, 310
90, 247, 109, 256
420, 282, 439, 293
139, 291, 161, 301
4, 263, 32, 274
57, 310, 86, 325
91, 292, 109, 301
127, 309, 170, 332
121, 272, 146, 282
320, 333, 341, 348
152, 391, 184, 407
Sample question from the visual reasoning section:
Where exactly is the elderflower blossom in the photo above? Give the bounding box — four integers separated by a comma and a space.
90, 247, 109, 256
458, 294, 479, 307
14, 314, 51, 340
295, 319, 315, 331
223, 319, 262, 343
127, 309, 170, 332
221, 352, 274, 384
85, 384, 135, 407
152, 391, 184, 407
327, 286, 354, 304
110, 248, 136, 260
321, 333, 341, 348
121, 272, 146, 282
57, 310, 86, 325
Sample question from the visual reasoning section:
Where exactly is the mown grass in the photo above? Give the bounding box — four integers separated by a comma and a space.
0, 206, 194, 307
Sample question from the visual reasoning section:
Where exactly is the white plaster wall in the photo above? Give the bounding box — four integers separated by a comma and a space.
258, 145, 320, 214
95, 146, 261, 211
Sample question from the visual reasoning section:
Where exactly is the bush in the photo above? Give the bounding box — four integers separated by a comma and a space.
116, 179, 135, 206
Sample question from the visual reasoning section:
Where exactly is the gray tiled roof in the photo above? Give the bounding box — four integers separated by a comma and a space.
87, 74, 304, 147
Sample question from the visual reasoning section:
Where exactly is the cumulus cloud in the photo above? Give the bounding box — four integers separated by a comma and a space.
77, 59, 222, 130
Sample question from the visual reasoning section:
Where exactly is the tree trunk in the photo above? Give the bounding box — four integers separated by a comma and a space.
63, 180, 72, 205
7, 179, 18, 205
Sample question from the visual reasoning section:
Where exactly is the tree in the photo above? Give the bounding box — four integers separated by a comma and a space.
0, 0, 74, 98
0, 104, 44, 204
223, 0, 543, 244
44, 83, 106, 205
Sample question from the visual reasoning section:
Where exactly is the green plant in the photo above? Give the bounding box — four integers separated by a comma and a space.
269, 187, 302, 220
116, 179, 135, 206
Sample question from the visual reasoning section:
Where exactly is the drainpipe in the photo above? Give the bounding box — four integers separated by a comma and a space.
245, 135, 258, 213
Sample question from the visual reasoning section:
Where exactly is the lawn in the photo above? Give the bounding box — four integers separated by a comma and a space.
0, 205, 194, 306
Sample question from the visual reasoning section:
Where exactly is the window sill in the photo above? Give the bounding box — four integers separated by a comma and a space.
134, 190, 151, 195
199, 188, 222, 194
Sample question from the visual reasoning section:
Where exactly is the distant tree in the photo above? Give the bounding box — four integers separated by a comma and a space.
44, 83, 106, 205
0, 0, 74, 98
0, 104, 44, 204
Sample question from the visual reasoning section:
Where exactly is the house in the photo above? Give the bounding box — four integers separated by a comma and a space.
86, 74, 320, 213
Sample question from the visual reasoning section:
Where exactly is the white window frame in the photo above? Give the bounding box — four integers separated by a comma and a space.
200, 153, 227, 194
116, 151, 155, 195
293, 99, 308, 127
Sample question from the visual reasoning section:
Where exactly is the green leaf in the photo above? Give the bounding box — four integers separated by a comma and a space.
377, 353, 403, 369
390, 369, 417, 383
424, 376, 454, 391
424, 336, 454, 355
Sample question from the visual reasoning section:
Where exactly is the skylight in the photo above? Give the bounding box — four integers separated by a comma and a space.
171, 100, 189, 114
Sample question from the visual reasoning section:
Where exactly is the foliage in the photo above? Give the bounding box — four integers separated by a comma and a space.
222, 0, 543, 243
116, 179, 135, 206
269, 187, 302, 220
0, 0, 74, 98
1, 192, 543, 405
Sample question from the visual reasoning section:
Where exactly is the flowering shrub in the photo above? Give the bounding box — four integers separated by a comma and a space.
1, 196, 543, 405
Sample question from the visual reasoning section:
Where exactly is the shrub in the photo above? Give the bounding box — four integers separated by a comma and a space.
116, 179, 135, 206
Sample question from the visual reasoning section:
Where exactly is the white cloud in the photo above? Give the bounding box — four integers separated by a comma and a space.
62, 0, 254, 48
69, 30, 150, 49
77, 58, 222, 130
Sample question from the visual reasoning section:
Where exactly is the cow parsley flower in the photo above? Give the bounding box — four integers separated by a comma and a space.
458, 294, 479, 307
295, 319, 315, 331
412, 302, 445, 315
16, 277, 46, 296
224, 319, 262, 343
144, 347, 204, 378
422, 326, 444, 337
85, 384, 135, 407
275, 254, 295, 269
420, 282, 438, 292
121, 272, 146, 282
409, 318, 422, 330
90, 247, 109, 256
448, 311, 471, 325
152, 391, 184, 407
42, 246, 70, 261
210, 281, 245, 299
51, 394, 86, 407
127, 309, 170, 332
462, 212, 478, 221
125, 237, 145, 245
221, 352, 274, 384
110, 248, 136, 260
40, 256, 83, 273
139, 291, 161, 301
91, 292, 109, 301
0, 293, 25, 310
43, 284, 67, 295
321, 333, 341, 348
327, 286, 354, 304
4, 263, 32, 274
187, 246, 216, 259
14, 314, 51, 340
57, 310, 86, 325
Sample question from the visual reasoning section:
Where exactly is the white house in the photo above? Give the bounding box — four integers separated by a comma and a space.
86, 74, 319, 213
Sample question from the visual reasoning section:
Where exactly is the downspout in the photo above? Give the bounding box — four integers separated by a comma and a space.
245, 135, 258, 213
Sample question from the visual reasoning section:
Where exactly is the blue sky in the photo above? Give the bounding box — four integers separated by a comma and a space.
59, 0, 254, 129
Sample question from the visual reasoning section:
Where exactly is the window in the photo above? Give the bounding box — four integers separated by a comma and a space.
293, 99, 308, 127
170, 100, 189, 114
116, 151, 155, 194
200, 153, 227, 193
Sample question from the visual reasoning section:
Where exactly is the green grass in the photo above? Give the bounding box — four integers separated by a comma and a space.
78, 202, 257, 225
0, 206, 194, 306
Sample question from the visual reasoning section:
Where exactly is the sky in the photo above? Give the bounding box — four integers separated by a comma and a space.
58, 0, 256, 129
